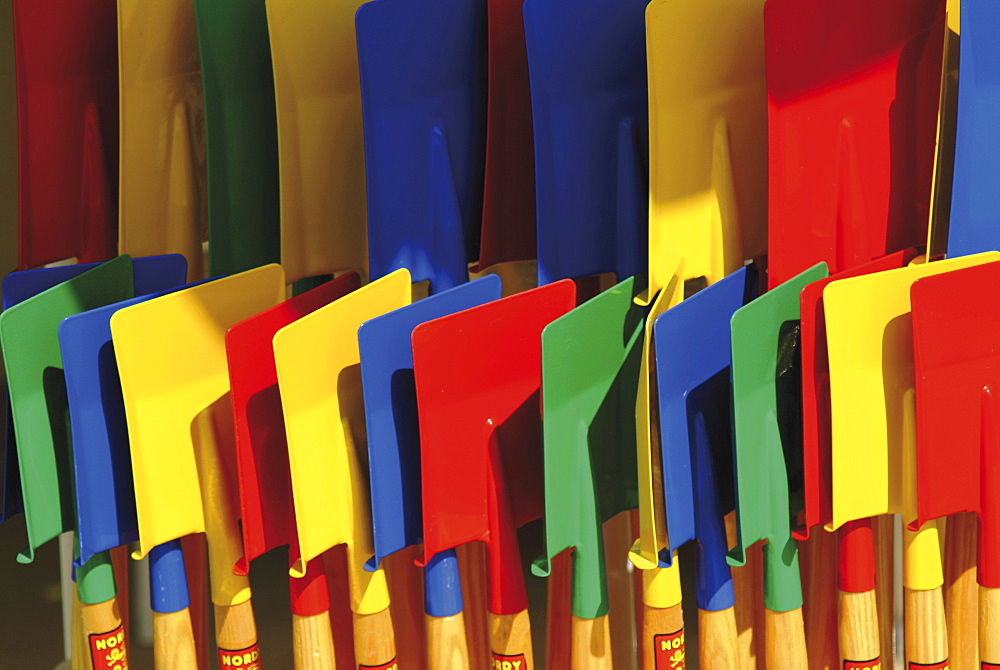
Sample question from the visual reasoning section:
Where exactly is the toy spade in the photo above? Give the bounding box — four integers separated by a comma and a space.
823, 252, 1000, 665
654, 265, 759, 666
193, 0, 280, 276
227, 273, 361, 669
728, 263, 827, 666
764, 0, 946, 289
414, 279, 575, 666
533, 276, 645, 668
644, 0, 767, 295
910, 260, 1000, 665
356, 0, 486, 293
359, 275, 502, 669
274, 269, 411, 668
797, 250, 915, 665
111, 264, 287, 664
265, 0, 369, 285
12, 0, 118, 269
522, 0, 648, 286
117, 0, 207, 278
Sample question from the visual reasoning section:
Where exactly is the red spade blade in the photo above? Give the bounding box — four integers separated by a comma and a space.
413, 279, 575, 614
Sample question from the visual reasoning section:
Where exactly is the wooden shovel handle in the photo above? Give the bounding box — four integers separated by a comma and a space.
354, 606, 398, 668
641, 602, 685, 670
81, 597, 128, 669
292, 610, 335, 670
153, 608, 199, 668
697, 607, 738, 669
490, 609, 534, 668
838, 589, 880, 665
981, 585, 1000, 664
904, 586, 948, 665
427, 611, 471, 670
215, 600, 261, 666
570, 614, 613, 669
764, 607, 808, 669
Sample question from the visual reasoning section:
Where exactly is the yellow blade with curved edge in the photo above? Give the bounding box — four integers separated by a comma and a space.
825, 252, 999, 590
645, 0, 767, 297
111, 265, 286, 605
118, 0, 207, 279
266, 0, 369, 284
631, 259, 684, 575
274, 268, 411, 614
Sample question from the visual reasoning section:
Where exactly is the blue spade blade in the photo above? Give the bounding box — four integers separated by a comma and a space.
946, 0, 1000, 257
356, 0, 487, 294
523, 0, 648, 285
654, 265, 757, 611
0, 254, 187, 522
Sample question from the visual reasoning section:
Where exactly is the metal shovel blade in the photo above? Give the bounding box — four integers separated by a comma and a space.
356, 0, 486, 293
13, 0, 118, 269
414, 279, 575, 613
532, 276, 645, 619
728, 263, 827, 613
654, 265, 757, 610
359, 275, 502, 569
646, 0, 767, 294
765, 0, 945, 288
523, 0, 649, 285
226, 273, 361, 575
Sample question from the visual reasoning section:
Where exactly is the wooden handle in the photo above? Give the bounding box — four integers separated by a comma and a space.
981, 585, 1000, 664
293, 610, 336, 670
764, 608, 808, 669
215, 600, 260, 666
838, 589, 880, 665
904, 586, 948, 665
354, 606, 398, 668
490, 609, 534, 668
427, 611, 471, 670
81, 597, 128, 669
153, 607, 199, 668
570, 614, 613, 669
698, 607, 738, 669
945, 512, 979, 669
641, 602, 685, 670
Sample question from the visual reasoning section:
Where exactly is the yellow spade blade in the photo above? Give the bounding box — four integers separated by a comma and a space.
645, 0, 767, 295
631, 259, 684, 572
825, 252, 998, 589
274, 268, 411, 613
266, 0, 369, 284
118, 0, 207, 278
111, 265, 285, 604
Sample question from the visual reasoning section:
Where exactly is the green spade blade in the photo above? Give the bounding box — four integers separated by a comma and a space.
727, 263, 827, 612
533, 276, 646, 619
0, 255, 134, 570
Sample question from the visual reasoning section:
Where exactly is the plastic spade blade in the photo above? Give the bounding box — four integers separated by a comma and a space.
523, 0, 648, 285
414, 280, 575, 614
226, 273, 361, 577
765, 0, 945, 288
533, 276, 645, 619
655, 266, 758, 610
728, 263, 827, 612
356, 0, 486, 293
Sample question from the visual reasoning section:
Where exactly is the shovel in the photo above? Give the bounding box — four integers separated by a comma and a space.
522, 0, 648, 286
111, 264, 287, 666
355, 0, 486, 293
12, 0, 118, 269
823, 252, 1000, 666
533, 276, 646, 669
266, 0, 369, 285
117, 0, 207, 279
728, 263, 828, 667
645, 0, 767, 294
274, 269, 412, 668
910, 260, 1000, 666
653, 264, 759, 666
764, 0, 946, 289
193, 0, 280, 276
796, 250, 916, 665
358, 275, 502, 669
414, 279, 575, 667
227, 272, 361, 669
